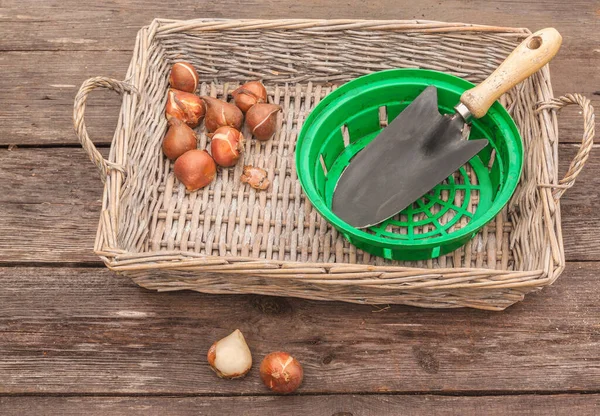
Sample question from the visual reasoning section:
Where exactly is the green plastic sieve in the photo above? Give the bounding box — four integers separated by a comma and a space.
296, 69, 523, 260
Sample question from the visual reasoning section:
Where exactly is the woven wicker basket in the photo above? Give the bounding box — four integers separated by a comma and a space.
74, 19, 594, 311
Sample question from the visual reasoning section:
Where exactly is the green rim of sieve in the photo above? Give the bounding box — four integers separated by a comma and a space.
296, 69, 523, 261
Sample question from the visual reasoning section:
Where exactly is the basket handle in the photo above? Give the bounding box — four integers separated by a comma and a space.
536, 93, 595, 200
73, 76, 138, 182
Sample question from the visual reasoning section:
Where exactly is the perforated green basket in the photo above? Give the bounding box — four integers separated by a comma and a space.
296, 69, 523, 260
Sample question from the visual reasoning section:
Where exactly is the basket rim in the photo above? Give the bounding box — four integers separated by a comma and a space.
151, 18, 531, 35
93, 18, 563, 282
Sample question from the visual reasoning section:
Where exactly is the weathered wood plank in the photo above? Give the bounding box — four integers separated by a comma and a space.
0, 147, 104, 263
1, 145, 597, 263
3, 102, 120, 147
555, 144, 600, 261
1, 0, 598, 52
0, 0, 597, 406
0, 263, 598, 394
0, 51, 130, 103
0, 34, 597, 146
0, 50, 129, 146
0, 394, 598, 416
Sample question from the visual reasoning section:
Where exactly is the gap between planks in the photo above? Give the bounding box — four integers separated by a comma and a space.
0, 390, 599, 398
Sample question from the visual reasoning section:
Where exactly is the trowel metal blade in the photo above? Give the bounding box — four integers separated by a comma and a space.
332, 85, 488, 228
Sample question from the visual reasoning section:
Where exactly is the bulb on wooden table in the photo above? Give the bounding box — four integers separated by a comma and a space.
259, 351, 303, 394
207, 329, 253, 379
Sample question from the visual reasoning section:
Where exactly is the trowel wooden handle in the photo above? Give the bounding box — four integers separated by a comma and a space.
460, 28, 562, 119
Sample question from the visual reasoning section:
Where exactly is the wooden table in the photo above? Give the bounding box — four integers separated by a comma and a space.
1, 1, 599, 414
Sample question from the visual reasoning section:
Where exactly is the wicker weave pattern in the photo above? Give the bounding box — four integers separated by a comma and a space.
74, 19, 594, 310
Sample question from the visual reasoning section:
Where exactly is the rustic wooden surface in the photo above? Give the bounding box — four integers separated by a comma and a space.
0, 1, 599, 415
1, 395, 599, 416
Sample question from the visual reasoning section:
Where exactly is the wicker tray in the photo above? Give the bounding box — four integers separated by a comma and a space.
74, 19, 594, 311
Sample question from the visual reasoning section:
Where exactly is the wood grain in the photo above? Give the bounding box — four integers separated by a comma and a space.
555, 144, 600, 261
0, 48, 596, 146
0, 263, 598, 394
1, 0, 599, 407
16, 53, 600, 146
1, 145, 597, 263
1, 0, 598, 52
0, 394, 598, 416
0, 147, 104, 263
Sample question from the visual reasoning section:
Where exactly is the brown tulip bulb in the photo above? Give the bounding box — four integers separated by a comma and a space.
201, 96, 244, 133
173, 149, 216, 192
232, 81, 268, 113
162, 118, 198, 161
169, 62, 199, 93
259, 352, 303, 394
245, 103, 281, 141
210, 126, 244, 167
165, 88, 205, 128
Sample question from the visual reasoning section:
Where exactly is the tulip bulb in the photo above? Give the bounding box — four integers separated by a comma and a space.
232, 81, 268, 113
245, 103, 281, 141
173, 149, 216, 192
259, 352, 303, 394
169, 62, 199, 93
162, 118, 197, 161
210, 126, 244, 167
201, 96, 244, 133
165, 88, 205, 128
207, 329, 253, 379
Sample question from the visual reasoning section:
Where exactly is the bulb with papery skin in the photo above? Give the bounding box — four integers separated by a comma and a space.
201, 96, 244, 133
162, 118, 197, 161
245, 103, 281, 141
173, 149, 216, 191
259, 352, 303, 394
232, 81, 267, 113
165, 88, 205, 128
169, 62, 199, 93
207, 329, 253, 379
210, 126, 244, 167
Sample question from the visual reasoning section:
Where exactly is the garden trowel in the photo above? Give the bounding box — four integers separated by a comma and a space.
332, 28, 562, 228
